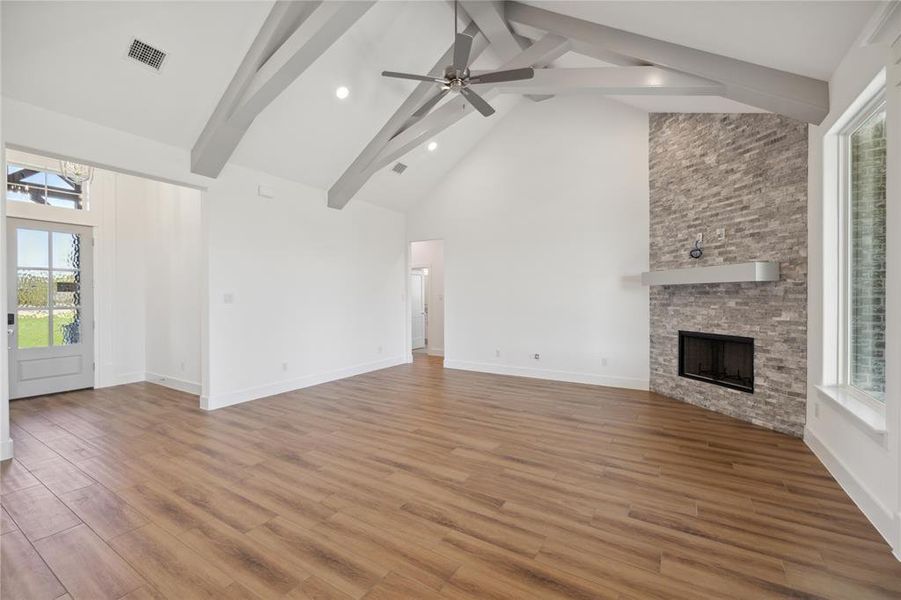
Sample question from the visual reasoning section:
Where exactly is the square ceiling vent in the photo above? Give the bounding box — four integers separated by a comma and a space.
127, 38, 167, 71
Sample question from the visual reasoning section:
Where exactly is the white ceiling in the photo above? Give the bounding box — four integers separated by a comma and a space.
1, 1, 879, 212
1, 1, 270, 148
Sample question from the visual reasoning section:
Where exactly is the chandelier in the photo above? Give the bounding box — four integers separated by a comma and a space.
59, 160, 94, 185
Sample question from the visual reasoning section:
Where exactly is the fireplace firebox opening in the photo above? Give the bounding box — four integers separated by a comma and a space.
678, 331, 754, 393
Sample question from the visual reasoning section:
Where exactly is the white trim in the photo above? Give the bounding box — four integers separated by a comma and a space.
897, 518, 901, 561
640, 261, 779, 286
200, 355, 406, 410
144, 372, 201, 395
815, 385, 887, 439
0, 438, 13, 461
427, 347, 445, 357
108, 371, 146, 387
862, 1, 901, 47
444, 359, 649, 391
823, 70, 888, 400
804, 426, 899, 553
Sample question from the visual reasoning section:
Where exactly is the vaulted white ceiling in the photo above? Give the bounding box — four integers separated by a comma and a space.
1, 1, 879, 211
1, 1, 270, 148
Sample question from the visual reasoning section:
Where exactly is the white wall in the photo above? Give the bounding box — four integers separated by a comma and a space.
5, 150, 202, 392
411, 239, 444, 356
407, 94, 650, 389
144, 183, 203, 393
107, 173, 149, 384
1, 11, 10, 459
201, 163, 407, 409
805, 5, 901, 558
1, 101, 408, 427
3, 98, 207, 190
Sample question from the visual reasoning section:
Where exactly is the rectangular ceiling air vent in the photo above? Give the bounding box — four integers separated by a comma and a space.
392, 162, 408, 174
127, 38, 167, 71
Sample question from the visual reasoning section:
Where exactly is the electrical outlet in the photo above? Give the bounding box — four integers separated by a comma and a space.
495, 349, 501, 358
716, 227, 726, 241
696, 232, 704, 243
378, 345, 383, 354
223, 292, 235, 304
601, 357, 608, 367
180, 361, 185, 372
282, 362, 288, 372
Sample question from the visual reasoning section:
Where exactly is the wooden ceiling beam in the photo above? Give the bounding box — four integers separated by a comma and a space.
368, 34, 571, 174
505, 1, 829, 124
486, 66, 723, 96
459, 1, 552, 102
191, 1, 374, 178
327, 21, 488, 210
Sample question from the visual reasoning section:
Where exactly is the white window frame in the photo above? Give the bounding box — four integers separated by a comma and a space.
820, 70, 888, 426
5, 156, 91, 212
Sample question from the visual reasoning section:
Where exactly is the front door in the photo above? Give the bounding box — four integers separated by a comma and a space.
6, 219, 94, 399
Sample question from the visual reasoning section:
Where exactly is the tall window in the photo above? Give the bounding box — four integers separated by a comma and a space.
841, 95, 887, 402
6, 164, 86, 210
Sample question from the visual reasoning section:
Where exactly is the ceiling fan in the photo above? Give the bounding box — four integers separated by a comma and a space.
381, 1, 534, 118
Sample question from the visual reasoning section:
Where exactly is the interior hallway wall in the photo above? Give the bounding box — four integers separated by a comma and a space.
144, 183, 202, 393
411, 240, 444, 356
407, 94, 650, 389
201, 163, 407, 409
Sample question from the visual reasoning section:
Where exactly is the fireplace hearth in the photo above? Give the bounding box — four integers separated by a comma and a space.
678, 331, 754, 393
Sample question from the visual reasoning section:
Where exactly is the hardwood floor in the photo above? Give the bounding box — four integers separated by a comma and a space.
2, 354, 900, 599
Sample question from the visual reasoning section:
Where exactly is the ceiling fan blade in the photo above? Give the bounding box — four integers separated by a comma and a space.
468, 67, 535, 85
459, 86, 495, 117
453, 33, 473, 72
412, 88, 450, 118
382, 71, 445, 83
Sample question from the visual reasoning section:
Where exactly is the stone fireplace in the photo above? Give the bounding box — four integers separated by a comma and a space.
648, 114, 808, 436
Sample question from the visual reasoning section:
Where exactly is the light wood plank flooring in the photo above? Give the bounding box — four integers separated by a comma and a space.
2, 355, 900, 599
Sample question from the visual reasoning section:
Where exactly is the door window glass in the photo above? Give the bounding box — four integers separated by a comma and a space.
14, 227, 84, 349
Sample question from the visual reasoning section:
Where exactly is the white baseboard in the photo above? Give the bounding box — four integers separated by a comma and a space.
144, 372, 201, 395
0, 438, 14, 461
896, 522, 901, 561
201, 355, 407, 411
804, 426, 899, 555
110, 371, 146, 387
443, 359, 649, 391
427, 347, 445, 357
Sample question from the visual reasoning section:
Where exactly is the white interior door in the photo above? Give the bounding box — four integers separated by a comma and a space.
7, 218, 94, 399
411, 270, 426, 350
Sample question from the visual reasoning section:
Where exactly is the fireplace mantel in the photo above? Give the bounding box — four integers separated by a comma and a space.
641, 261, 779, 286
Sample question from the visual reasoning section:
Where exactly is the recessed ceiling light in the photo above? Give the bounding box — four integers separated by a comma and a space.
335, 86, 349, 100
427, 141, 438, 152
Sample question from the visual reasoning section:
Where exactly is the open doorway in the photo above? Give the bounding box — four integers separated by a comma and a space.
410, 240, 444, 362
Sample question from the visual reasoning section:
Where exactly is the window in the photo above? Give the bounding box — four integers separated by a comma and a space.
15, 228, 83, 349
6, 163, 86, 209
839, 93, 887, 403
